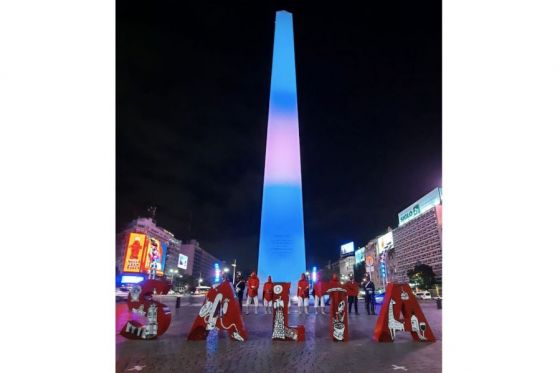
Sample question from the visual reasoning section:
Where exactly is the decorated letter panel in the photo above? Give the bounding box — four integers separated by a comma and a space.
120, 279, 172, 340
187, 280, 248, 341
373, 283, 435, 342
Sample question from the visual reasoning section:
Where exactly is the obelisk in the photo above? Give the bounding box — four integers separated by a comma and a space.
257, 10, 306, 294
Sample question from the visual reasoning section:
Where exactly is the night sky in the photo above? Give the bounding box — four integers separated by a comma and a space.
116, 1, 441, 273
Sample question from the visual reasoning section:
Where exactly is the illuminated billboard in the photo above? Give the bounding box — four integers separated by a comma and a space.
355, 247, 365, 264
122, 232, 148, 273
398, 187, 442, 226
341, 242, 355, 255
141, 237, 167, 276
177, 254, 188, 270
377, 232, 394, 255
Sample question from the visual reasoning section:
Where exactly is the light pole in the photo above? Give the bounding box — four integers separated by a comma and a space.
169, 269, 178, 287
231, 259, 237, 285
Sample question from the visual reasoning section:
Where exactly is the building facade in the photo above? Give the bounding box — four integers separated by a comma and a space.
393, 188, 443, 283
116, 217, 182, 276
339, 255, 356, 281
188, 240, 220, 283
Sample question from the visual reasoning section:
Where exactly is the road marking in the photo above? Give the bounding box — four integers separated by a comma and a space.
392, 364, 408, 371
127, 365, 146, 371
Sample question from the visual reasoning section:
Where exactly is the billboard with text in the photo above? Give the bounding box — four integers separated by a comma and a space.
122, 232, 147, 273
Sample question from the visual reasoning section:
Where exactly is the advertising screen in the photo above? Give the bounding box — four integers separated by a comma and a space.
341, 242, 355, 255
141, 237, 167, 276
355, 247, 365, 264
376, 232, 394, 255
398, 187, 442, 226
177, 254, 188, 270
122, 233, 147, 273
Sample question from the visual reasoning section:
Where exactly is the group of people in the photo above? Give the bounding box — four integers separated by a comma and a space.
231, 271, 378, 316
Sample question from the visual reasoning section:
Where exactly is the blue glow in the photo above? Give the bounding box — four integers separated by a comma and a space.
160, 242, 167, 272
258, 11, 306, 293
312, 266, 317, 282
214, 263, 220, 283
122, 275, 144, 284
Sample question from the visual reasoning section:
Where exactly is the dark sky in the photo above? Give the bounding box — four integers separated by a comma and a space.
116, 1, 441, 273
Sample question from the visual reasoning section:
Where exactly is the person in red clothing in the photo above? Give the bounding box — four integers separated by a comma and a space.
313, 274, 326, 315
329, 273, 342, 289
344, 275, 360, 314
297, 273, 310, 315
245, 271, 260, 315
262, 275, 274, 314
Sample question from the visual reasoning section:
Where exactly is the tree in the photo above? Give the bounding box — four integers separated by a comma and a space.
407, 263, 436, 290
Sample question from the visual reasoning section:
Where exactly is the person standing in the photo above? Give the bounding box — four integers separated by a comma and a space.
234, 273, 245, 312
344, 275, 359, 314
245, 271, 260, 315
262, 275, 274, 314
297, 273, 310, 315
313, 274, 326, 315
363, 274, 376, 315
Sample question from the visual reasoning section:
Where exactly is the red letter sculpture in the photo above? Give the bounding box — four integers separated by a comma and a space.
120, 279, 172, 340
373, 283, 435, 342
271, 283, 305, 341
326, 274, 349, 341
187, 280, 248, 341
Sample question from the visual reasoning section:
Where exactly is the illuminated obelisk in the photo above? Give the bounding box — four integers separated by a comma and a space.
257, 10, 306, 293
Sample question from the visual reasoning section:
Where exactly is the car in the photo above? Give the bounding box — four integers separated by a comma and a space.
374, 291, 385, 304
415, 291, 432, 300
194, 286, 211, 295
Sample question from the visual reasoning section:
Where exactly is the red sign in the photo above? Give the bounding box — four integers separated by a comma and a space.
271, 282, 305, 341
119, 279, 172, 340
187, 281, 248, 341
373, 283, 435, 342
327, 287, 349, 341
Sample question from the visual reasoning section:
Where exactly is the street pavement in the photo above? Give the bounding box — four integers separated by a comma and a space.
116, 296, 441, 373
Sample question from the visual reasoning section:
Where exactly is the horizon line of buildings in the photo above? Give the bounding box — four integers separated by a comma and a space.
323, 187, 443, 290
116, 217, 224, 286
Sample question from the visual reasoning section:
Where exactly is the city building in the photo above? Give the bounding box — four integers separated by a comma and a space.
116, 217, 224, 286
364, 229, 399, 289
188, 240, 221, 284
393, 187, 443, 283
116, 217, 181, 277
339, 255, 356, 281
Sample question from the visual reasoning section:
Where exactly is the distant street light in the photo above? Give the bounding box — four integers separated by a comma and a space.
224, 268, 230, 273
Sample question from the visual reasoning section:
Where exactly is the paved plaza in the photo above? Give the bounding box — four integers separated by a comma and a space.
116, 296, 441, 373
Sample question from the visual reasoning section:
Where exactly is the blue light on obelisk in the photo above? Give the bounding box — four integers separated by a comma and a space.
257, 10, 306, 292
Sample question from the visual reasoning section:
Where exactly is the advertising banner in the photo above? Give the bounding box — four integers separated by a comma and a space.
177, 254, 188, 270
340, 242, 355, 256
376, 232, 394, 255
142, 237, 167, 276
355, 247, 365, 264
398, 187, 442, 226
123, 233, 148, 273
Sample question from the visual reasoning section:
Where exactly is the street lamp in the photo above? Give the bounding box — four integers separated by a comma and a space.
224, 267, 230, 273
169, 269, 179, 287
231, 259, 237, 285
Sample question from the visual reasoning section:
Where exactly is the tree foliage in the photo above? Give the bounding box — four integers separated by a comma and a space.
406, 263, 436, 289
